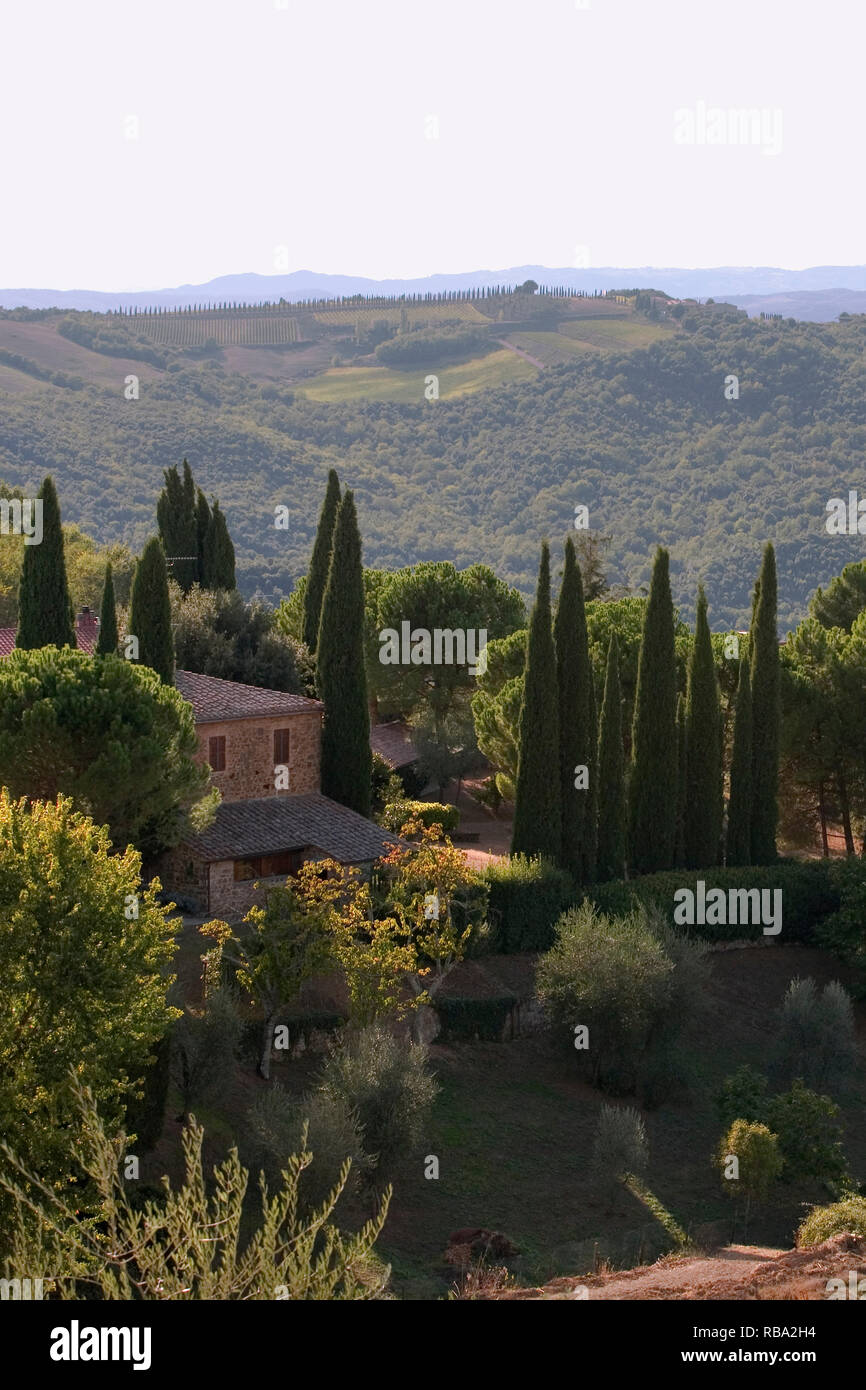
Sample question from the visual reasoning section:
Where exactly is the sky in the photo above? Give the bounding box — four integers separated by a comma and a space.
0, 0, 860, 290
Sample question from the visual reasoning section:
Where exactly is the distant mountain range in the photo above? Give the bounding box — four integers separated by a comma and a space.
3, 266, 866, 320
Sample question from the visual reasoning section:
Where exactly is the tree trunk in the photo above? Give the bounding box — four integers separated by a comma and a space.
817, 780, 829, 857
837, 766, 855, 854
258, 1012, 277, 1080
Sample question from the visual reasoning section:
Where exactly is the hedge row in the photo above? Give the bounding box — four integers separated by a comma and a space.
435, 995, 519, 1042
587, 861, 840, 943
383, 800, 460, 834
482, 856, 575, 953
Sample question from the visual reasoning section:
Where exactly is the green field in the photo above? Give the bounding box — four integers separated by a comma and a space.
312, 303, 488, 329
136, 313, 301, 347
557, 317, 673, 349
299, 348, 538, 402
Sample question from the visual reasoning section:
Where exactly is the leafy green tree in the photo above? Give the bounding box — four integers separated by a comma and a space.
303, 469, 341, 653
129, 537, 175, 684
810, 558, 866, 632
717, 1119, 783, 1236
96, 561, 118, 656
471, 629, 526, 799
766, 1080, 848, 1186
203, 500, 236, 591
374, 561, 525, 726
0, 647, 212, 854
596, 634, 626, 882
629, 548, 678, 874
726, 656, 753, 865
684, 586, 722, 868
16, 475, 75, 650
0, 794, 178, 1194
555, 537, 596, 882
171, 583, 306, 693
156, 461, 197, 593
512, 543, 561, 860
750, 544, 780, 863
0, 1074, 390, 1299
317, 490, 372, 815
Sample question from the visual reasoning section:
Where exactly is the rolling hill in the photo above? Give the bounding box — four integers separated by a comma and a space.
0, 296, 864, 631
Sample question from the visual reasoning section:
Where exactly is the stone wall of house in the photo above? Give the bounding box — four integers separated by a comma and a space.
208, 850, 324, 920
152, 844, 210, 913
195, 711, 321, 802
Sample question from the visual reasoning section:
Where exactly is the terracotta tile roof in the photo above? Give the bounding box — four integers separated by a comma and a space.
174, 670, 322, 723
182, 793, 400, 865
370, 720, 418, 769
0, 608, 98, 657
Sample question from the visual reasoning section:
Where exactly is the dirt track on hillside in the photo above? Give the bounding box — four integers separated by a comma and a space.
494, 1233, 866, 1300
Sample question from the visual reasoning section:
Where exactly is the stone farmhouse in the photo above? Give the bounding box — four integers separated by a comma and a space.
0, 607, 400, 920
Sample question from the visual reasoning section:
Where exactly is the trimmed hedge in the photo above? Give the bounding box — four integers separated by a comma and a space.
435, 995, 518, 1042
586, 861, 839, 944
239, 1011, 345, 1064
383, 799, 460, 834
483, 855, 575, 953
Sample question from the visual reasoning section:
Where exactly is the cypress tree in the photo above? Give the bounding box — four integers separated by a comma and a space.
683, 586, 722, 868
203, 501, 236, 591
554, 537, 596, 882
596, 634, 626, 882
316, 490, 371, 815
584, 665, 598, 883
674, 692, 687, 869
16, 475, 75, 650
195, 488, 211, 586
96, 561, 118, 656
303, 469, 341, 653
512, 542, 561, 861
749, 544, 780, 863
629, 547, 678, 874
726, 655, 753, 866
156, 462, 197, 593
129, 538, 174, 684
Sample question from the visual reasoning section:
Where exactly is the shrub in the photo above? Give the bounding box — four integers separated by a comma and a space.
317, 1026, 438, 1182
125, 1033, 171, 1152
716, 1064, 770, 1131
771, 977, 855, 1090
766, 1079, 848, 1186
797, 1196, 866, 1247
246, 1085, 367, 1210
382, 799, 460, 834
172, 989, 243, 1117
588, 861, 838, 944
592, 1105, 648, 1193
817, 859, 866, 992
535, 901, 674, 1092
483, 855, 575, 953
435, 995, 518, 1042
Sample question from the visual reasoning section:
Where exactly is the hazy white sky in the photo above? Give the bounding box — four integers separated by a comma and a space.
0, 0, 860, 289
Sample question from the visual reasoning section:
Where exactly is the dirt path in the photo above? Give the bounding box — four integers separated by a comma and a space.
495, 337, 546, 370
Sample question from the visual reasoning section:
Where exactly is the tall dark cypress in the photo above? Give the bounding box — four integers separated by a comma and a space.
316, 490, 371, 815
16, 475, 75, 650
749, 544, 780, 863
554, 537, 596, 882
584, 667, 598, 883
629, 547, 678, 874
683, 586, 722, 868
203, 501, 236, 591
96, 561, 118, 656
512, 542, 561, 861
157, 462, 197, 592
129, 538, 175, 684
303, 469, 341, 653
674, 692, 687, 869
726, 654, 753, 866
195, 487, 211, 587
596, 634, 626, 882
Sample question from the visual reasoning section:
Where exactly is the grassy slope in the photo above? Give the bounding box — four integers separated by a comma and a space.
299, 349, 537, 403
148, 933, 866, 1300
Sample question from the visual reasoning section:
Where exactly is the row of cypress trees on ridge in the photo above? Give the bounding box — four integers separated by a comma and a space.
511, 539, 780, 882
